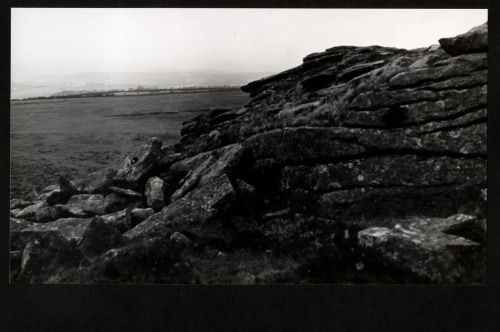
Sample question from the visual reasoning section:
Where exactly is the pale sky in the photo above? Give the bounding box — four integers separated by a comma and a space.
12, 8, 487, 82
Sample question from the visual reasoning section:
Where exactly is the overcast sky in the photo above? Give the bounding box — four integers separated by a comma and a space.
12, 8, 487, 82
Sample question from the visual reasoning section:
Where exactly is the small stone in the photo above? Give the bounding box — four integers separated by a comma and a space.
67, 194, 107, 215
100, 209, 131, 233
208, 129, 221, 146
481, 188, 487, 202
73, 168, 117, 194
130, 208, 155, 227
10, 217, 35, 233
53, 204, 89, 218
109, 187, 142, 199
103, 193, 138, 214
145, 176, 165, 211
169, 232, 191, 247
39, 176, 80, 206
10, 199, 32, 210
15, 202, 59, 223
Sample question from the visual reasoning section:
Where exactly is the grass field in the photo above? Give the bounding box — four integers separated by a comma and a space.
11, 90, 249, 199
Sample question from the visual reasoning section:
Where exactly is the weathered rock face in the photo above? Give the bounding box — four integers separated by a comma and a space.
439, 22, 487, 56
10, 23, 487, 284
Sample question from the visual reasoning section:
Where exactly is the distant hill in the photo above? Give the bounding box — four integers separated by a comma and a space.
13, 86, 242, 101
11, 70, 273, 99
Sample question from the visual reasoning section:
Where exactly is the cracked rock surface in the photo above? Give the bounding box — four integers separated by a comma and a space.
10, 23, 487, 284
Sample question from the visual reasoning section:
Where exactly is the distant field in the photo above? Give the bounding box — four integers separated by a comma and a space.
11, 90, 249, 199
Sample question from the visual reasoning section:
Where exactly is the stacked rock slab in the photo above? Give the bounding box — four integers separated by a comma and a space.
10, 23, 487, 284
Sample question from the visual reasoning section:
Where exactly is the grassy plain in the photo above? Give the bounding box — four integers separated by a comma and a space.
11, 90, 249, 198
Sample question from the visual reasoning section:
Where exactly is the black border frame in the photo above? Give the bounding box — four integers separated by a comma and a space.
2, 1, 499, 331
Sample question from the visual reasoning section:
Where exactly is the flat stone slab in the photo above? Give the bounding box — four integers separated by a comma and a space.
11, 217, 92, 251
358, 214, 485, 283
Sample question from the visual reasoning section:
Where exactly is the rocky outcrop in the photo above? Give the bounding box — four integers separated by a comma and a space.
10, 23, 487, 284
439, 22, 487, 56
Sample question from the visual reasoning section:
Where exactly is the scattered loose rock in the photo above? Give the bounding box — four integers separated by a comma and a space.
100, 209, 132, 233
67, 194, 107, 215
130, 208, 155, 228
115, 137, 163, 188
169, 232, 191, 247
12, 217, 93, 251
109, 186, 142, 199
145, 176, 165, 210
10, 198, 32, 210
14, 202, 59, 223
124, 173, 236, 241
73, 168, 117, 194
